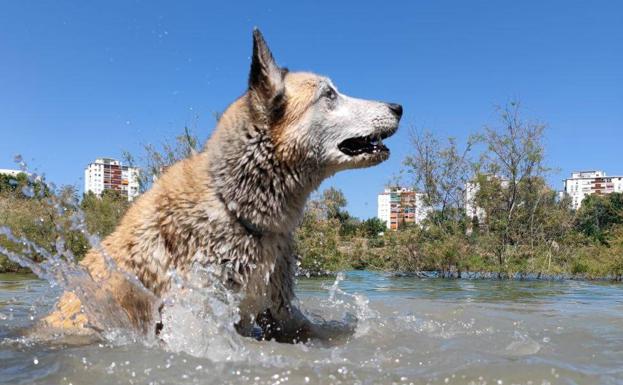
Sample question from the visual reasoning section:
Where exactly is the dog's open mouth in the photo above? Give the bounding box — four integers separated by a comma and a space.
338, 131, 391, 157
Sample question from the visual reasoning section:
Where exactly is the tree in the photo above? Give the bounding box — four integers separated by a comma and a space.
474, 101, 549, 265
403, 127, 473, 224
0, 172, 49, 198
81, 190, 131, 238
320, 187, 348, 221
575, 193, 623, 243
296, 194, 346, 273
360, 217, 387, 237
0, 184, 89, 271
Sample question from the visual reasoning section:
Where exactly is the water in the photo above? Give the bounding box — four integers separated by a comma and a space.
2, 271, 622, 385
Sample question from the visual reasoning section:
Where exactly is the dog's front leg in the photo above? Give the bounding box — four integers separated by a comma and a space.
256, 306, 314, 343
257, 305, 356, 344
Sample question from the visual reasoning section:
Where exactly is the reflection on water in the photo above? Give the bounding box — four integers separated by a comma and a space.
1, 271, 623, 385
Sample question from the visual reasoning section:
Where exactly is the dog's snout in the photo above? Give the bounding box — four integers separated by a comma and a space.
387, 103, 403, 118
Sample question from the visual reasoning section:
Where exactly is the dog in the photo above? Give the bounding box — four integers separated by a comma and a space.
41, 29, 402, 343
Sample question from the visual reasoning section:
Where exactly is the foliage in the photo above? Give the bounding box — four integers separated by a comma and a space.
403, 128, 473, 223
574, 193, 623, 243
0, 185, 89, 272
0, 172, 49, 198
81, 190, 131, 238
360, 217, 386, 238
320, 187, 348, 221
296, 206, 347, 274
473, 101, 549, 263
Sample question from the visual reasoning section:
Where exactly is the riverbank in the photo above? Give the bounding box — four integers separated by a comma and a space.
298, 268, 623, 282
5, 265, 620, 283
388, 270, 623, 282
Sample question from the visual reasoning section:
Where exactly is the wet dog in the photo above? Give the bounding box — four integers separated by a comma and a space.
42, 29, 402, 342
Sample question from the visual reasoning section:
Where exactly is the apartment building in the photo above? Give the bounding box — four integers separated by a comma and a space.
464, 181, 487, 223
84, 158, 140, 201
0, 169, 27, 177
377, 187, 430, 230
563, 170, 623, 210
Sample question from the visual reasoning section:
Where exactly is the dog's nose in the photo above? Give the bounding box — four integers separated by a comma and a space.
387, 103, 403, 118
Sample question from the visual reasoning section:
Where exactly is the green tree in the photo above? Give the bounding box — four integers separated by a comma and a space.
0, 172, 49, 198
403, 127, 473, 224
575, 193, 623, 243
321, 187, 348, 221
81, 190, 131, 238
0, 185, 89, 271
360, 217, 387, 237
296, 203, 346, 274
474, 101, 549, 266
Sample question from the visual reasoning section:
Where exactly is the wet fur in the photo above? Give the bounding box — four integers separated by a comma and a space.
41, 29, 401, 343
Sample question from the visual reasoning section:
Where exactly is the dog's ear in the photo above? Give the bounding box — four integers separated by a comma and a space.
248, 28, 287, 125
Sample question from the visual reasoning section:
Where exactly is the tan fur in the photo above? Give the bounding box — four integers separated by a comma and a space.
273, 73, 319, 144
42, 292, 88, 331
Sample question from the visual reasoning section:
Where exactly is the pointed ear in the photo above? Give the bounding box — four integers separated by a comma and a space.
248, 28, 287, 124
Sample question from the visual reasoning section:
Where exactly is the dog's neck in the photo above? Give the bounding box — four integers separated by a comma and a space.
215, 190, 265, 237
208, 105, 323, 235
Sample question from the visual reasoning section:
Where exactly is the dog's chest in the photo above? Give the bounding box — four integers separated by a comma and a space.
189, 227, 294, 291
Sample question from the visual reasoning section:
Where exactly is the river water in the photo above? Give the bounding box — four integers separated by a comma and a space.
1, 271, 622, 385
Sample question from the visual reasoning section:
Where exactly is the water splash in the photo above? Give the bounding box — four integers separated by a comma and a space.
0, 156, 158, 343
158, 264, 248, 361
318, 272, 376, 338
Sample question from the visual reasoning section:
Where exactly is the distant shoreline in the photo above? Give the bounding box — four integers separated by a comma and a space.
296, 269, 623, 282
2, 269, 622, 283
388, 270, 623, 282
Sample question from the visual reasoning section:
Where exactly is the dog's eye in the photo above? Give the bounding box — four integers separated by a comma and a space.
323, 87, 337, 101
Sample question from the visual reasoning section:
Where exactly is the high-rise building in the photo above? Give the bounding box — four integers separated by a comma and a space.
0, 169, 28, 178
84, 158, 140, 201
377, 187, 430, 230
563, 170, 623, 210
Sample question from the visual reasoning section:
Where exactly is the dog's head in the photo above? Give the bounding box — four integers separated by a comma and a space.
246, 29, 402, 174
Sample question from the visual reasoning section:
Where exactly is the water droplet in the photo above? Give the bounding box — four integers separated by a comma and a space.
21, 186, 34, 198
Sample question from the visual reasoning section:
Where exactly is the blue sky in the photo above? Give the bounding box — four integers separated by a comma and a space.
1, 1, 621, 219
